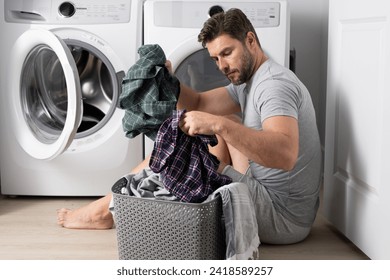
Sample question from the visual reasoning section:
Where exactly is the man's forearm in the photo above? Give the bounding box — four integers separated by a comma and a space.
176, 84, 201, 111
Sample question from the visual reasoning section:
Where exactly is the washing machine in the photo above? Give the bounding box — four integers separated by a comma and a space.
0, 0, 144, 196
142, 0, 290, 156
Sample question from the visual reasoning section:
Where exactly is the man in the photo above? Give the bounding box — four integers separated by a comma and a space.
58, 8, 321, 245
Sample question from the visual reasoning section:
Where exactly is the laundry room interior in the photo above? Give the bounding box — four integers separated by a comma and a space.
0, 0, 388, 263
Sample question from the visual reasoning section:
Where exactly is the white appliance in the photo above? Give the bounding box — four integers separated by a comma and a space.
143, 0, 290, 156
0, 0, 143, 196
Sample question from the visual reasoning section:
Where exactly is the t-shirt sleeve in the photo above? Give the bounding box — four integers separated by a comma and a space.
225, 83, 240, 104
255, 80, 301, 123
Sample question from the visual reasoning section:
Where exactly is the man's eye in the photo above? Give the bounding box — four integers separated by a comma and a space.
223, 51, 232, 57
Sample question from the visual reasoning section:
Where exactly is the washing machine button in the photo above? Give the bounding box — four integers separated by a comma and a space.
58, 2, 76, 18
209, 5, 224, 17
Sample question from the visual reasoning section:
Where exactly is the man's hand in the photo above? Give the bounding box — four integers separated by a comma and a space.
165, 60, 173, 74
179, 111, 222, 136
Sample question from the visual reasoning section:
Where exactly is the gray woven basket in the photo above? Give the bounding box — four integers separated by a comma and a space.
112, 177, 226, 260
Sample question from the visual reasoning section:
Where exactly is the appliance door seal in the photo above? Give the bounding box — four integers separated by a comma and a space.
9, 28, 83, 160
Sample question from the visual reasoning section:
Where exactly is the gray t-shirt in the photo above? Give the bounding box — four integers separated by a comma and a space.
226, 59, 322, 227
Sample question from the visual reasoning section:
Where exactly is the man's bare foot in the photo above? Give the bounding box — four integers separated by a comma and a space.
57, 195, 113, 230
57, 158, 151, 230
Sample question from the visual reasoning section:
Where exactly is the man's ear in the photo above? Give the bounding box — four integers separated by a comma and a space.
246, 32, 256, 47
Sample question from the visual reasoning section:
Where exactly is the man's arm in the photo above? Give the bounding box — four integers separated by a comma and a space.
180, 112, 299, 171
165, 58, 239, 115
177, 84, 240, 116
218, 115, 299, 171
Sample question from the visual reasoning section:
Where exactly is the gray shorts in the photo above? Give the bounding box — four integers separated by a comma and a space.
222, 165, 311, 244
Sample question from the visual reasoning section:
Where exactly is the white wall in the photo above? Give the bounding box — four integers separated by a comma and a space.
287, 0, 329, 148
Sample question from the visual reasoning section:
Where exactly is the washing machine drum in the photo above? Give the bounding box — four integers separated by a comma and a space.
20, 39, 120, 144
66, 41, 120, 138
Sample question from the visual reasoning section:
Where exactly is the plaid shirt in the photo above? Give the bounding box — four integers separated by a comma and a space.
149, 110, 232, 203
119, 44, 180, 140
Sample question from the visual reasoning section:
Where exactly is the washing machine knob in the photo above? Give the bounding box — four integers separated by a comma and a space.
209, 5, 224, 17
58, 2, 76, 18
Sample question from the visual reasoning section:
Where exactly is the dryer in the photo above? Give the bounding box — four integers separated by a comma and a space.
0, 0, 143, 196
143, 0, 290, 156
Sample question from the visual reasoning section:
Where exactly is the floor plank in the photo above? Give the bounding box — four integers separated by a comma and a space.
0, 195, 368, 260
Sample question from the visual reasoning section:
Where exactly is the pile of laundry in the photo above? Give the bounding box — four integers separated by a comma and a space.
120, 44, 232, 203
116, 44, 260, 260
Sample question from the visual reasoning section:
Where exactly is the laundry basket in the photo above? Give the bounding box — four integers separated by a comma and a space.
111, 177, 226, 260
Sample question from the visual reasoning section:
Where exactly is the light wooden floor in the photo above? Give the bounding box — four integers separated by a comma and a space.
0, 194, 369, 260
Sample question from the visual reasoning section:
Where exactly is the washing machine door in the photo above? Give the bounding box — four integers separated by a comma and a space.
168, 38, 229, 92
174, 48, 230, 92
9, 29, 82, 160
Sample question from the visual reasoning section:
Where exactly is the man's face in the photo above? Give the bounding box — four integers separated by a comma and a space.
206, 34, 254, 85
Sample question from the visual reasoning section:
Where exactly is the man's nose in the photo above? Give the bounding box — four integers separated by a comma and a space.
217, 58, 228, 72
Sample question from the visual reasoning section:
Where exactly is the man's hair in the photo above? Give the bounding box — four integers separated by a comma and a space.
198, 8, 261, 48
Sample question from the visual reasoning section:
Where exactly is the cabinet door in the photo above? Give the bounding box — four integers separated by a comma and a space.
324, 0, 390, 259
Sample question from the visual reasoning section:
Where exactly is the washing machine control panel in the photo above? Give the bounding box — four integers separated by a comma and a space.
208, 5, 224, 17
58, 2, 77, 18
5, 0, 131, 24
59, 0, 131, 24
153, 1, 281, 28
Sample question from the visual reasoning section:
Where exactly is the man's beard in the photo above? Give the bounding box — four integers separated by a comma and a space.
226, 47, 254, 85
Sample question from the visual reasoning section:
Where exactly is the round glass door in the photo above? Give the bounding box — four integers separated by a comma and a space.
21, 45, 72, 144
175, 49, 229, 92
9, 29, 82, 160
